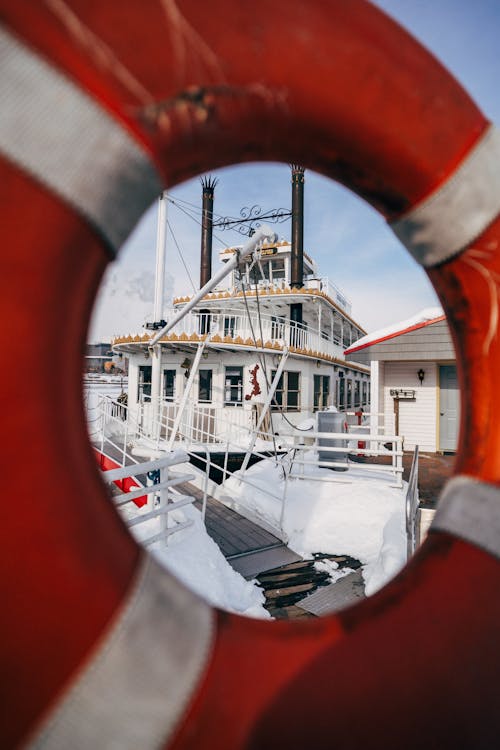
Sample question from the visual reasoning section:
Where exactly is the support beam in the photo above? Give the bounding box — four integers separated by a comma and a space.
150, 345, 162, 441
239, 348, 290, 476
166, 341, 208, 452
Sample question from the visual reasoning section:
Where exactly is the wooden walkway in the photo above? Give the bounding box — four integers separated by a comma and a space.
95, 439, 365, 618
172, 478, 283, 559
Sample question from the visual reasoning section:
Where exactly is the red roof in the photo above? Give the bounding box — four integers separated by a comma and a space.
345, 315, 446, 355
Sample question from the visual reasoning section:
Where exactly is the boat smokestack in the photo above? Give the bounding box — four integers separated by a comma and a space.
290, 165, 305, 289
290, 165, 304, 327
200, 176, 218, 288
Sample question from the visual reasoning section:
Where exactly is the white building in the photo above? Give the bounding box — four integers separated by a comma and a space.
345, 309, 458, 453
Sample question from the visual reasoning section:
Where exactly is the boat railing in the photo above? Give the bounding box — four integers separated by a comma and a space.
102, 452, 196, 547
156, 400, 254, 446
90, 395, 198, 544
305, 277, 352, 315
278, 430, 404, 487
128, 398, 397, 474
153, 402, 404, 494
161, 308, 347, 359
89, 394, 404, 544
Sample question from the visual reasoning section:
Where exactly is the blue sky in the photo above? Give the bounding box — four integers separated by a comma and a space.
89, 0, 500, 341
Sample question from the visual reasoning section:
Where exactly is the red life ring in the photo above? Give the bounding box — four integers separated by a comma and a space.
1, 2, 500, 748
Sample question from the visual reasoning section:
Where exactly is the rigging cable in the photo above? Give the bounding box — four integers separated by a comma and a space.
167, 220, 197, 295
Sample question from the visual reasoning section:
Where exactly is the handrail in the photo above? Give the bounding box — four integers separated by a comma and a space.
95, 402, 197, 547
405, 445, 420, 559
103, 451, 189, 481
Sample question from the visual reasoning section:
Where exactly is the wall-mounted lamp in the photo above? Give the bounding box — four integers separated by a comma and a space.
417, 368, 425, 384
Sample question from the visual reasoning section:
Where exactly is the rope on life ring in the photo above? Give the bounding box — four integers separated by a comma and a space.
1, 2, 500, 748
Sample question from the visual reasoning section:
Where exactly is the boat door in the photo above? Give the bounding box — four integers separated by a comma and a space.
439, 365, 459, 451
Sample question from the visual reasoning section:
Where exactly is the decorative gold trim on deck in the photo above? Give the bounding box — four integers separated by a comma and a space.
110, 334, 369, 374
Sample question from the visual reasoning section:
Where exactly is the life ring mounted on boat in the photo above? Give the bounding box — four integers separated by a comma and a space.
1, 2, 500, 748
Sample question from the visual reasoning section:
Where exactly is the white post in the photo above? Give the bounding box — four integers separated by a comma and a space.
166, 341, 207, 451
370, 359, 381, 451
317, 299, 322, 350
150, 192, 168, 438
239, 348, 290, 476
280, 456, 291, 541
150, 345, 162, 440
154, 191, 168, 323
159, 463, 169, 544
122, 410, 128, 467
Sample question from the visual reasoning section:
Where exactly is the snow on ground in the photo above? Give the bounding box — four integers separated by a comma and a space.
224, 453, 407, 595
120, 499, 270, 619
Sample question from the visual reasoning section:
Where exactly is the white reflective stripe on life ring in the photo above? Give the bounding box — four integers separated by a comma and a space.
26, 555, 214, 750
391, 125, 500, 268
431, 475, 500, 559
0, 25, 162, 254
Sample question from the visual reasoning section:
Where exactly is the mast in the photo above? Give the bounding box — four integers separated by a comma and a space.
150, 190, 168, 440
153, 190, 168, 325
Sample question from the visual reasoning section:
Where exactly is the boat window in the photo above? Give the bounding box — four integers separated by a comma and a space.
199, 369, 213, 403
354, 380, 361, 408
346, 379, 353, 409
249, 261, 270, 285
338, 373, 345, 409
224, 366, 243, 406
138, 365, 152, 403
271, 258, 285, 281
163, 369, 176, 401
286, 371, 300, 410
343, 325, 351, 349
314, 374, 330, 411
271, 370, 301, 412
362, 380, 367, 406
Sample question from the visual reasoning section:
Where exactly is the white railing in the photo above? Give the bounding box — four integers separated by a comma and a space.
223, 272, 352, 316
90, 395, 200, 544
155, 400, 253, 446
158, 308, 345, 359
102, 452, 197, 547
90, 395, 404, 545
304, 277, 352, 315
275, 429, 403, 486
